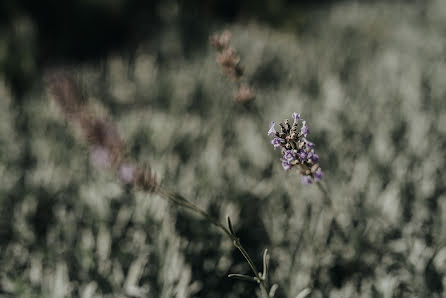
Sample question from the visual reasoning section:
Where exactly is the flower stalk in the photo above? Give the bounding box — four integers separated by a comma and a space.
211, 30, 256, 103
46, 69, 273, 297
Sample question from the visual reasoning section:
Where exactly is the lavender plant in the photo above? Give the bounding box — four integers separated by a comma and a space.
2, 9, 446, 296
268, 113, 323, 185
46, 70, 276, 298
43, 29, 333, 298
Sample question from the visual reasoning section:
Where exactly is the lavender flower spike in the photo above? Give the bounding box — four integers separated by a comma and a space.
268, 112, 323, 185
268, 121, 276, 136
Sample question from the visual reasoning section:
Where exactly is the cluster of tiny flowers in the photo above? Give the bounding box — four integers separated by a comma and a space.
47, 70, 158, 192
210, 30, 255, 103
268, 112, 323, 184
210, 30, 243, 81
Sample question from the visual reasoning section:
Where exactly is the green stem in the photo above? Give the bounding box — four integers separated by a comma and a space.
233, 238, 270, 297
156, 186, 270, 297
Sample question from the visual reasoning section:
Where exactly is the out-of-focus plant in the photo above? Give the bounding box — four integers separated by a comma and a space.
45, 27, 338, 298
46, 69, 277, 298
210, 30, 336, 298
211, 30, 256, 103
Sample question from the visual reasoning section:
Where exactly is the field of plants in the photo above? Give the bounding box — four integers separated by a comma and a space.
1, 1, 446, 297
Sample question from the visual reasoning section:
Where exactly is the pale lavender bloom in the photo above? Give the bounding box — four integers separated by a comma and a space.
292, 112, 301, 124
90, 146, 111, 169
269, 113, 322, 183
314, 168, 324, 182
298, 150, 308, 161
268, 121, 277, 136
301, 175, 312, 185
301, 121, 309, 136
281, 159, 292, 171
118, 163, 136, 184
283, 150, 295, 161
303, 138, 314, 149
271, 138, 281, 149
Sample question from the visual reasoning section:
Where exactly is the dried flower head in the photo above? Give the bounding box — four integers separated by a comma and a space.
211, 30, 255, 102
45, 70, 83, 119
268, 113, 324, 184
46, 69, 158, 192
210, 30, 231, 51
234, 84, 256, 102
216, 47, 243, 81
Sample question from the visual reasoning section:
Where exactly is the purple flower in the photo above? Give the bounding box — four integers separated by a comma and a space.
271, 138, 282, 149
301, 121, 310, 136
314, 168, 324, 182
283, 150, 295, 161
301, 175, 313, 185
118, 163, 136, 184
303, 138, 314, 149
268, 121, 276, 136
298, 150, 308, 161
281, 159, 292, 171
269, 112, 322, 184
90, 146, 111, 169
292, 112, 301, 124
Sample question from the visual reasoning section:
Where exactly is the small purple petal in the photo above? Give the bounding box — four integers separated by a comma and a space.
303, 138, 315, 149
301, 175, 313, 185
292, 112, 301, 124
90, 146, 111, 169
281, 159, 292, 171
311, 153, 319, 163
118, 163, 136, 184
301, 121, 310, 136
298, 150, 308, 161
268, 121, 277, 136
271, 138, 282, 149
314, 168, 324, 182
283, 150, 295, 161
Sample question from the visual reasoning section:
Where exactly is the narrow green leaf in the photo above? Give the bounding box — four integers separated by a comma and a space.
269, 284, 279, 297
226, 216, 235, 235
228, 273, 257, 283
262, 248, 269, 281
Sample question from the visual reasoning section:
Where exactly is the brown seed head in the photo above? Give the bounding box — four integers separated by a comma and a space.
134, 166, 158, 193
45, 69, 83, 119
234, 84, 256, 103
210, 30, 231, 51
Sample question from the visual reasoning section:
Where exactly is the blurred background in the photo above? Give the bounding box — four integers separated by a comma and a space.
1, 0, 446, 297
